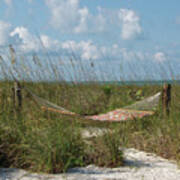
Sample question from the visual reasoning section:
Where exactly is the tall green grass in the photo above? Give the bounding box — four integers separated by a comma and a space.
0, 45, 180, 173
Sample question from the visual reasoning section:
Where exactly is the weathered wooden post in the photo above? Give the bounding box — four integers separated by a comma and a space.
162, 83, 171, 117
12, 81, 22, 111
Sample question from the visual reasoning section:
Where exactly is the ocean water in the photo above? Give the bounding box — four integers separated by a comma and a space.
107, 80, 180, 86
77, 80, 180, 86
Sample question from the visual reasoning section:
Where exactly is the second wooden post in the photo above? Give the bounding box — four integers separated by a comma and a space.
162, 83, 171, 117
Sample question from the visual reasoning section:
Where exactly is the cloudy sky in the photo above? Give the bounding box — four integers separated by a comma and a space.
0, 0, 180, 81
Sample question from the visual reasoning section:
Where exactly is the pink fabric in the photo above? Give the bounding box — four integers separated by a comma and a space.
87, 109, 154, 122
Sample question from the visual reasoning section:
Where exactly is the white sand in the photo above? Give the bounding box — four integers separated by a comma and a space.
1, 148, 180, 180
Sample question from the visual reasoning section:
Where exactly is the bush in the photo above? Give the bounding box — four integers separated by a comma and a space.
0, 113, 86, 173
85, 130, 124, 167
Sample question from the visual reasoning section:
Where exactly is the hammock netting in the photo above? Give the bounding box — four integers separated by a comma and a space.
25, 87, 161, 122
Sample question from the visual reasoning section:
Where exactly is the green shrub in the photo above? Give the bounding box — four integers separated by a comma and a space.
85, 131, 124, 167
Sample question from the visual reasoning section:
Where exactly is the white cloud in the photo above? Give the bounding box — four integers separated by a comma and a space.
113, 47, 145, 61
10, 27, 39, 53
45, 0, 108, 33
0, 20, 163, 64
118, 9, 142, 40
62, 40, 100, 60
99, 44, 146, 61
45, 0, 105, 34
27, 0, 33, 3
79, 41, 100, 60
154, 52, 167, 62
4, 0, 12, 7
0, 22, 163, 64
0, 21, 11, 46
45, 1, 142, 40
40, 34, 61, 51
62, 41, 148, 62
74, 7, 90, 33
45, 0, 80, 32
0, 21, 147, 62
10, 27, 61, 53
74, 7, 108, 33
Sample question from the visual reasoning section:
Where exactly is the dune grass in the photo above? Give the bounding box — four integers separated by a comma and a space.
1, 81, 180, 173
0, 81, 127, 173
0, 46, 180, 173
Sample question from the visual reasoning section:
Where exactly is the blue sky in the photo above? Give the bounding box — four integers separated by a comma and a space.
0, 0, 180, 81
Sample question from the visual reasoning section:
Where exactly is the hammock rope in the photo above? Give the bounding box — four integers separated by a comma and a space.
24, 87, 77, 116
24, 86, 161, 121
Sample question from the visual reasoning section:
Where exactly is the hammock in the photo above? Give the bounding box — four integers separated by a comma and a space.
25, 87, 161, 122
24, 87, 76, 116
88, 92, 161, 121
124, 92, 161, 111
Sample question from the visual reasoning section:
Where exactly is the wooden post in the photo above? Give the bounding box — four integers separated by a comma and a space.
12, 82, 22, 110
162, 83, 171, 117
